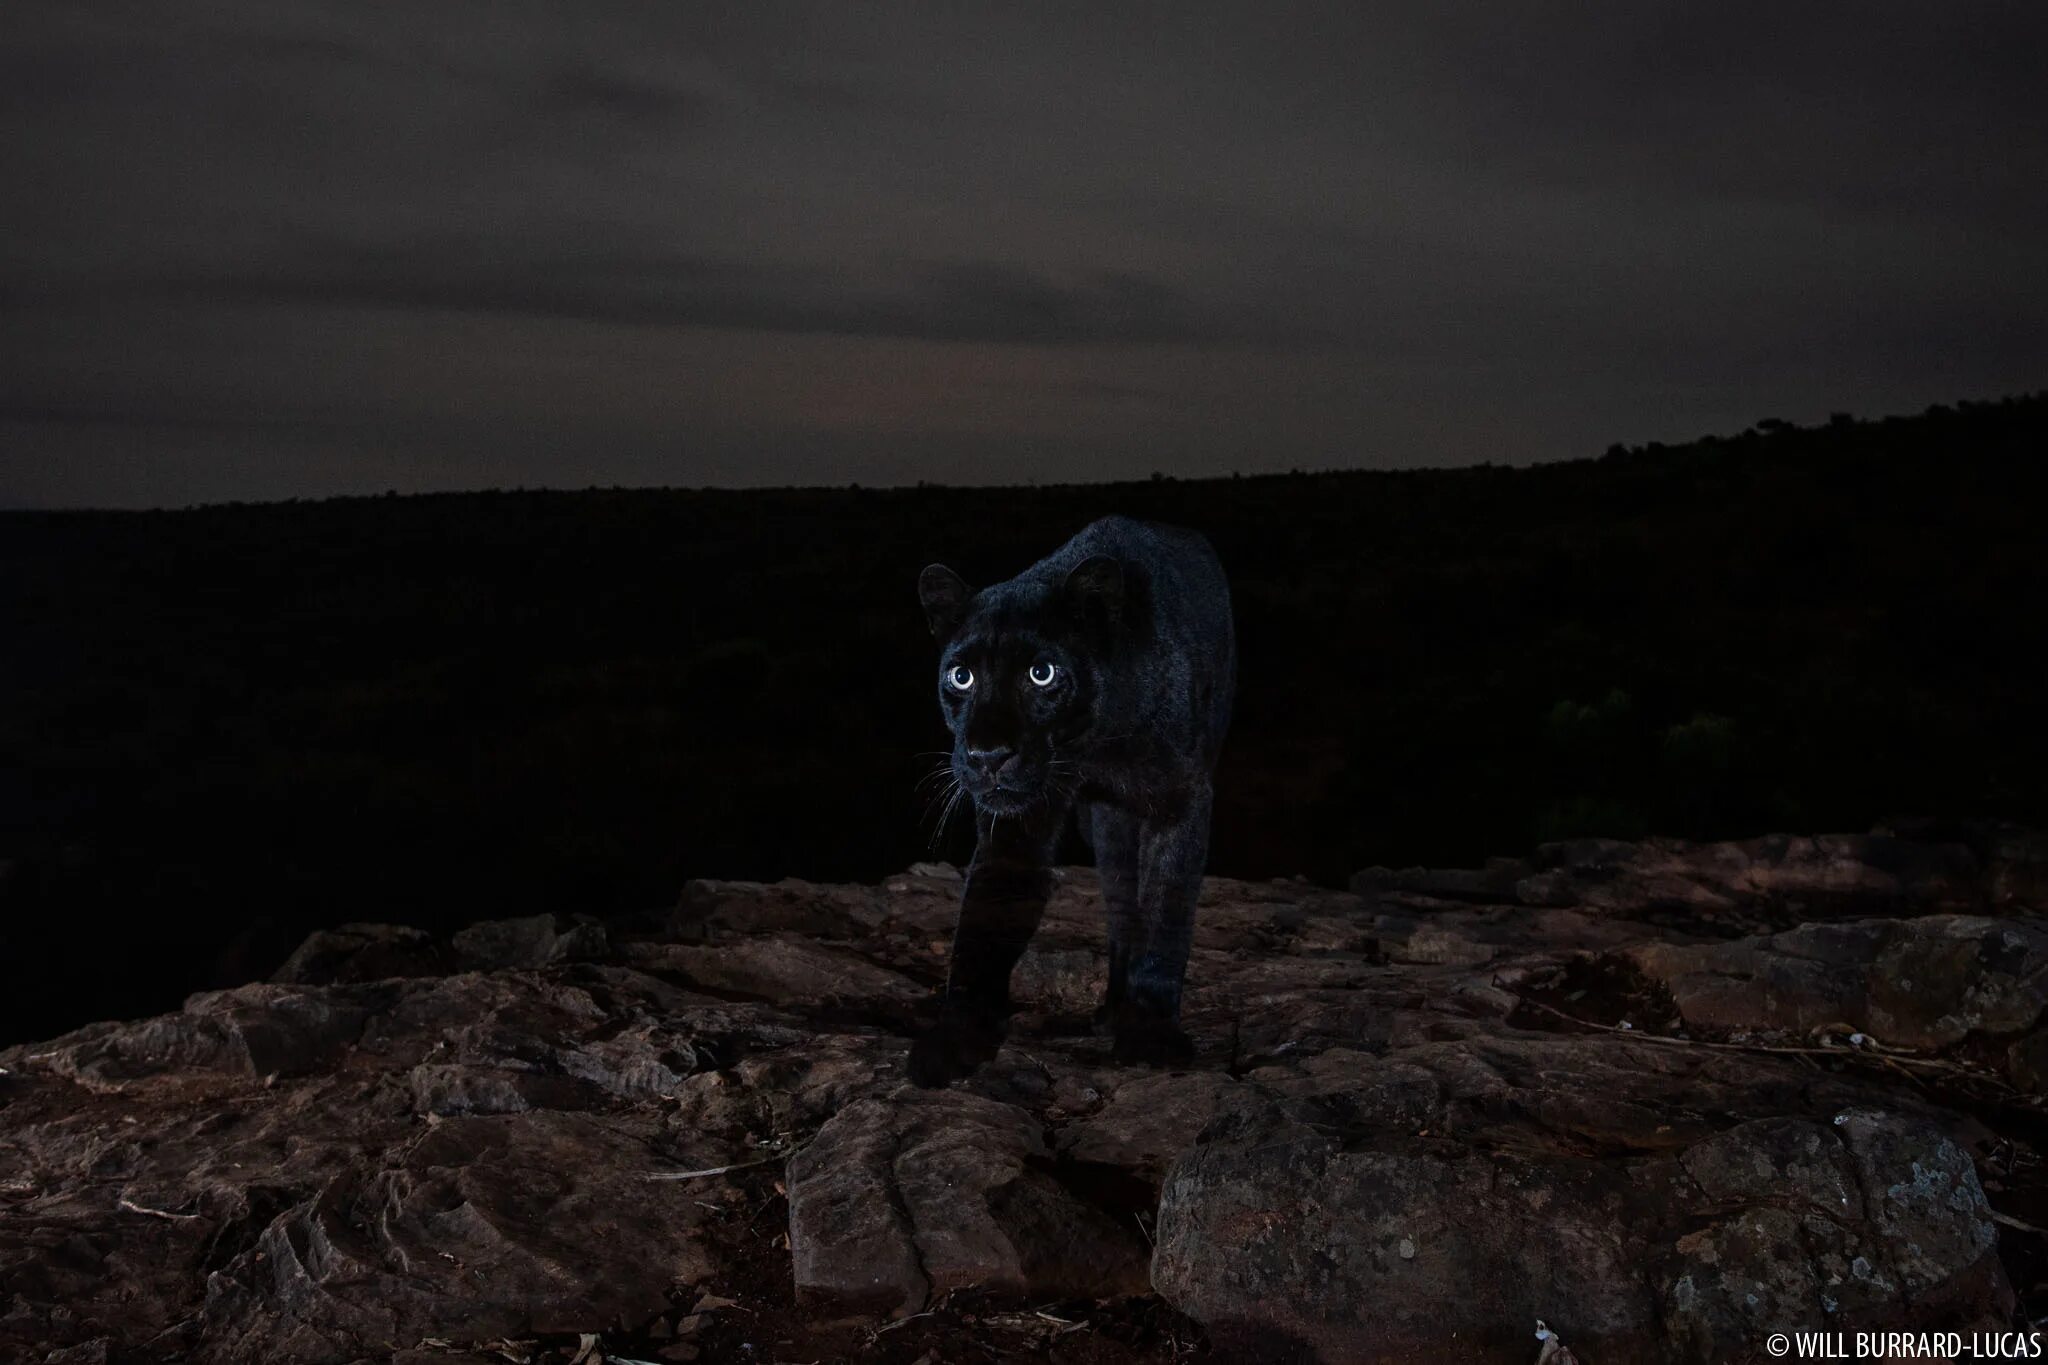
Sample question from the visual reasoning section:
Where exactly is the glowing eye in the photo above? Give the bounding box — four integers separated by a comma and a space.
946, 665, 974, 690
1028, 661, 1058, 687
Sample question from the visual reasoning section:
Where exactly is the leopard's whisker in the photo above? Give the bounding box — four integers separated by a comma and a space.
927, 779, 966, 852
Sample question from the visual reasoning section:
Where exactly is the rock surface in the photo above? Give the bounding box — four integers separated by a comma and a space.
3, 827, 2046, 1363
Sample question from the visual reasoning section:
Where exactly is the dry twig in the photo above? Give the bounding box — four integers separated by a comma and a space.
1501, 982, 2022, 1088
1990, 1208, 2048, 1237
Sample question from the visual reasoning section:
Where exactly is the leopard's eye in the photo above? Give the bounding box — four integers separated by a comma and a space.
1028, 661, 1058, 688
946, 665, 974, 690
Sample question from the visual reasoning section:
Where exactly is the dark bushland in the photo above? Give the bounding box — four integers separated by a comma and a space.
3, 394, 2043, 1039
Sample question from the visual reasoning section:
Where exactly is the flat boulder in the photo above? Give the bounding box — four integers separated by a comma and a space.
271, 922, 445, 985
450, 913, 608, 971
625, 933, 924, 1006
787, 1089, 1150, 1315
1155, 1069, 2008, 1363
198, 1111, 721, 1364
1627, 915, 2048, 1055
15, 982, 380, 1089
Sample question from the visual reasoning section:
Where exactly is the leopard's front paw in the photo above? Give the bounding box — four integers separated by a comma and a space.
907, 1013, 1003, 1088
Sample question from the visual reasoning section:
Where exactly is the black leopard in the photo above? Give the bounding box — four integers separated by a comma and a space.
910, 515, 1235, 1086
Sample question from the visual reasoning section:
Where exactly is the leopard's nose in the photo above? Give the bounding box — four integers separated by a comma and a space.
965, 746, 1015, 779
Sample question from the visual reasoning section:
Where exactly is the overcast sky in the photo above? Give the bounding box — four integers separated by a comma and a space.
4, 2, 2045, 507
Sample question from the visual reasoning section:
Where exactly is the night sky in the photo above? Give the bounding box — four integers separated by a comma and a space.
5, 4, 2045, 509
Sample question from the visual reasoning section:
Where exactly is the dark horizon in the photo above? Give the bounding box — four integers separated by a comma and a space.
6, 387, 2039, 515
6, 4, 2048, 508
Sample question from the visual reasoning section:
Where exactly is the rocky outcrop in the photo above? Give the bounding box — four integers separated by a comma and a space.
2, 829, 2044, 1363
1154, 1072, 2004, 1362
1354, 826, 2041, 928
788, 1089, 1151, 1315
1625, 916, 2048, 1053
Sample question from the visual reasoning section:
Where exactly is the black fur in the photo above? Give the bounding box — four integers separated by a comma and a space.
909, 516, 1235, 1086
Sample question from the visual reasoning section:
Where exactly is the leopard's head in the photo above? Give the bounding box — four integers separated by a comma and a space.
916, 556, 1123, 817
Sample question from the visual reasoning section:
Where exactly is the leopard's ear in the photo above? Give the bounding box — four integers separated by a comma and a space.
1064, 554, 1124, 625
917, 564, 973, 640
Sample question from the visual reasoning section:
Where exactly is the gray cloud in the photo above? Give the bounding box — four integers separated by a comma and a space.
16, 252, 1205, 347
3, 1, 2045, 506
